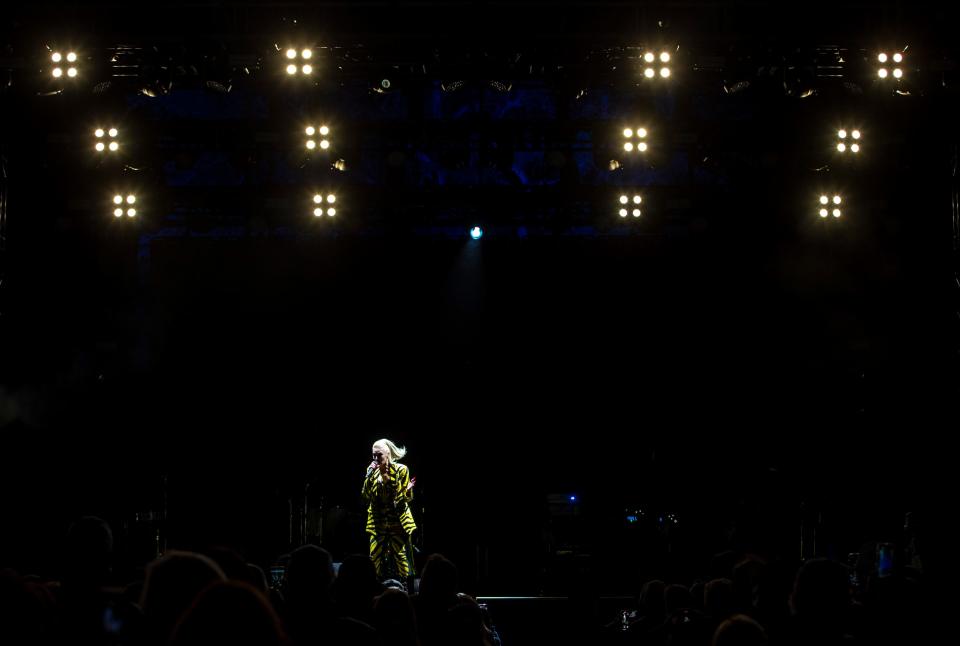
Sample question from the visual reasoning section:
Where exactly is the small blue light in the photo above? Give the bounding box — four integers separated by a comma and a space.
470, 226, 483, 240
569, 495, 577, 502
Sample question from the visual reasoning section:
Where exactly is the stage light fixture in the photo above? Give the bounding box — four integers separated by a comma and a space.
305, 124, 331, 151
312, 194, 337, 217
283, 46, 314, 75
94, 126, 120, 153
50, 50, 79, 79
835, 127, 862, 155
642, 50, 672, 80
621, 126, 649, 155
876, 50, 906, 80
617, 194, 642, 218
470, 226, 483, 240
818, 194, 842, 218
112, 194, 137, 218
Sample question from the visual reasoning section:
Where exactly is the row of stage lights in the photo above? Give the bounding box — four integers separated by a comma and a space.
44, 45, 908, 84
618, 192, 845, 220
285, 47, 672, 82
88, 121, 861, 161
91, 124, 332, 154
817, 127, 855, 217
69, 38, 871, 228
101, 189, 847, 226
105, 191, 339, 219
276, 46, 909, 84
94, 122, 862, 223
615, 192, 846, 221
619, 125, 863, 159
104, 191, 342, 219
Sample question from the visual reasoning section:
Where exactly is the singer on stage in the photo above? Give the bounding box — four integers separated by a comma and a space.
362, 439, 417, 581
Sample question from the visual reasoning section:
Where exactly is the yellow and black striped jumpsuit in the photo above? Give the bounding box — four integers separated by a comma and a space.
362, 462, 416, 579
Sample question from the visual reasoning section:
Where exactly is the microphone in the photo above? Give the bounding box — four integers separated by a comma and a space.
366, 461, 379, 478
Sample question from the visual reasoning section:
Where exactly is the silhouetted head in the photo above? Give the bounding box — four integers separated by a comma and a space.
63, 516, 113, 587
286, 544, 334, 604
640, 579, 666, 618
705, 578, 735, 620
712, 614, 768, 646
418, 554, 458, 604
171, 581, 284, 646
790, 558, 850, 623
374, 588, 419, 646
140, 551, 226, 642
665, 584, 694, 615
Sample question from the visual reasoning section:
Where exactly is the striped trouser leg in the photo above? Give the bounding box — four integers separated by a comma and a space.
370, 530, 410, 580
